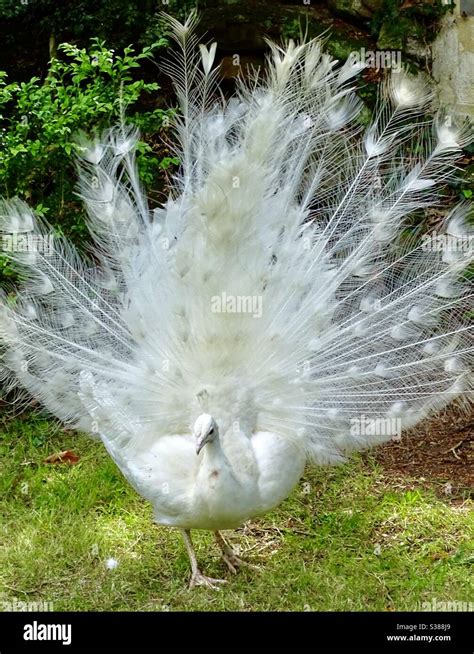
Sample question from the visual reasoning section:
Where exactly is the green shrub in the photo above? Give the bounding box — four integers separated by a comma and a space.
0, 36, 175, 274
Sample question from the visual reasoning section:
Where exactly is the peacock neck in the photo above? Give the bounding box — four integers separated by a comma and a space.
200, 435, 229, 471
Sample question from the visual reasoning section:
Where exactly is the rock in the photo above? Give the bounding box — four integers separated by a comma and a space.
405, 36, 431, 61
432, 4, 474, 119
325, 30, 371, 61
377, 21, 404, 50
328, 0, 373, 21
361, 0, 384, 11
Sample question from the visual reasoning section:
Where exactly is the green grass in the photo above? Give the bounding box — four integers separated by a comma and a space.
0, 414, 472, 611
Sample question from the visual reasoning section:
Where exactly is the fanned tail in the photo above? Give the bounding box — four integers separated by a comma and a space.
0, 13, 472, 466
157, 14, 473, 461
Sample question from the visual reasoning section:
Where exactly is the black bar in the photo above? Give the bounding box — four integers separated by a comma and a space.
0, 611, 472, 651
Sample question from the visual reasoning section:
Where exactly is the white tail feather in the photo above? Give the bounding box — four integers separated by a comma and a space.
1, 14, 472, 466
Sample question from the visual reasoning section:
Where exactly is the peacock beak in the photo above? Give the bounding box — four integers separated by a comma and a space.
196, 435, 207, 455
195, 430, 213, 455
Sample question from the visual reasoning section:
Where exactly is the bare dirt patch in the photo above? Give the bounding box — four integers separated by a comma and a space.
367, 405, 473, 501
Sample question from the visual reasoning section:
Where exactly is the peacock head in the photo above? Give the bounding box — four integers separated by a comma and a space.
193, 413, 218, 455
193, 413, 219, 454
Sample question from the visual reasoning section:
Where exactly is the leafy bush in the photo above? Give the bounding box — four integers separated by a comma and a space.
0, 36, 175, 282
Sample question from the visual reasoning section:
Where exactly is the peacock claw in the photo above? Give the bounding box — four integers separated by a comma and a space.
213, 531, 259, 574
221, 547, 259, 574
189, 571, 228, 590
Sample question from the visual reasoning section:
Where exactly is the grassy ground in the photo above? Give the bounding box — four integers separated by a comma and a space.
0, 413, 472, 612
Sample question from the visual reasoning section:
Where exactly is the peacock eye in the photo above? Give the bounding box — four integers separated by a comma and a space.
208, 428, 214, 436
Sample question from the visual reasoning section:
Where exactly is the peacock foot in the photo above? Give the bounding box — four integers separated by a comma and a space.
214, 531, 259, 574
189, 571, 228, 590
221, 547, 259, 574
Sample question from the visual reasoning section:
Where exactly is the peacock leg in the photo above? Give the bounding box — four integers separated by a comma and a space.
214, 530, 259, 574
180, 529, 227, 590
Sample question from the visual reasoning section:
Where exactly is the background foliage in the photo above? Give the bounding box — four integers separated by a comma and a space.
0, 9, 176, 280
0, 0, 470, 282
